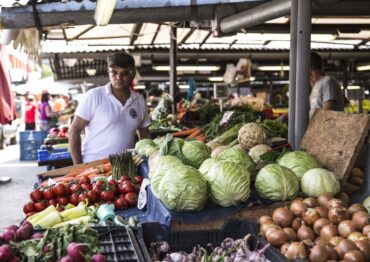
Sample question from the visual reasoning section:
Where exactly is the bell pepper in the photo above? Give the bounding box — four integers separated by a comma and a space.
27, 205, 58, 226
60, 202, 87, 221
35, 212, 62, 229
52, 215, 92, 228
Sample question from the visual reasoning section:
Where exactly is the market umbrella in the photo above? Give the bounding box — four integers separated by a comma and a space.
0, 44, 15, 124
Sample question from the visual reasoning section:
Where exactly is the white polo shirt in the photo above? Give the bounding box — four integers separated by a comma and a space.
75, 83, 151, 163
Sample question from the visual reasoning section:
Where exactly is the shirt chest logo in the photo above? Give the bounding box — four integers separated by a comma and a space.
129, 108, 138, 119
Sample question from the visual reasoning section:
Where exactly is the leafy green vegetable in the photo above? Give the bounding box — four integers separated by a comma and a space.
216, 148, 256, 175
182, 141, 211, 168
259, 119, 288, 138
301, 168, 341, 197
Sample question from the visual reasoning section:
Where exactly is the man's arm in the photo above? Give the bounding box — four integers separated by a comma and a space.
323, 100, 335, 110
137, 126, 151, 140
69, 116, 89, 165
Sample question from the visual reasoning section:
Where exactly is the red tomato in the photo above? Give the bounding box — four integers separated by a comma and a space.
120, 181, 136, 194
30, 189, 43, 201
93, 181, 105, 194
53, 184, 66, 196
65, 184, 72, 195
125, 192, 138, 207
42, 189, 56, 200
117, 196, 129, 210
114, 198, 128, 210
81, 183, 92, 191
56, 206, 64, 212
70, 184, 81, 193
34, 201, 47, 212
23, 202, 35, 214
108, 180, 117, 186
78, 193, 88, 203
120, 176, 131, 183
48, 199, 58, 207
80, 176, 91, 184
100, 190, 115, 201
69, 193, 79, 205
26, 211, 36, 218
87, 191, 98, 204
57, 196, 69, 206
134, 176, 144, 184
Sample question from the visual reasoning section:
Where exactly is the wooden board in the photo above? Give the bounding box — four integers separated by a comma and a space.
300, 109, 370, 183
37, 158, 109, 179
170, 201, 289, 231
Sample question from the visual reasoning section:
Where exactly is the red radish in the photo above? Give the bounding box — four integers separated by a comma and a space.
2, 230, 16, 242
10, 256, 20, 262
59, 256, 74, 262
67, 242, 88, 261
31, 233, 44, 239
91, 254, 106, 262
0, 244, 14, 261
16, 227, 32, 241
6, 225, 18, 233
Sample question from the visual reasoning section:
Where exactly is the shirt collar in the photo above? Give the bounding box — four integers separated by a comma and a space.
105, 83, 137, 105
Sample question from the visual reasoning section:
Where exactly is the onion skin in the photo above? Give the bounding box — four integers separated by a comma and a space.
260, 223, 281, 238
272, 207, 295, 227
285, 242, 307, 260
328, 207, 350, 225
326, 245, 339, 260
290, 198, 308, 216
266, 229, 288, 247
321, 224, 339, 241
348, 203, 367, 216
354, 240, 370, 261
314, 237, 329, 246
343, 250, 365, 262
347, 232, 368, 242
258, 215, 273, 225
335, 239, 358, 259
336, 193, 350, 208
338, 220, 357, 238
329, 236, 344, 247
328, 199, 345, 208
303, 208, 321, 225
352, 211, 370, 231
292, 217, 303, 231
363, 225, 370, 236
303, 197, 319, 208
283, 227, 297, 241
309, 245, 330, 262
297, 223, 315, 241
280, 242, 290, 255
318, 193, 334, 208
315, 206, 328, 219
313, 218, 331, 235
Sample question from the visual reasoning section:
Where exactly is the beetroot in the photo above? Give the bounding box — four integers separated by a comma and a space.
59, 256, 74, 262
91, 254, 106, 262
15, 227, 32, 241
67, 242, 88, 261
0, 244, 14, 261
6, 226, 18, 233
10, 256, 20, 262
1, 230, 16, 243
31, 233, 44, 239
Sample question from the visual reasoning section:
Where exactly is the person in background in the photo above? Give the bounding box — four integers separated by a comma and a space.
309, 52, 345, 117
39, 92, 59, 132
69, 51, 151, 164
25, 94, 36, 130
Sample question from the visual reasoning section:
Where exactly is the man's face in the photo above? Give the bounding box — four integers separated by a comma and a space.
107, 65, 135, 90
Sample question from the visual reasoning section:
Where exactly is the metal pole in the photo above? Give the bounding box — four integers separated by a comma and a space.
288, 0, 298, 148
169, 24, 177, 114
294, 0, 312, 149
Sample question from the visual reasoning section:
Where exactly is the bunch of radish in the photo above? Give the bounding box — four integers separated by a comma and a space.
258, 192, 370, 261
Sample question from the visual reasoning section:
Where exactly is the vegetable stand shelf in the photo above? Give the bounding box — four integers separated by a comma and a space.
38, 158, 73, 171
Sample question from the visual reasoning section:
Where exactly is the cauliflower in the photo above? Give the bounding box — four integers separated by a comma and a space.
248, 144, 272, 169
238, 123, 267, 150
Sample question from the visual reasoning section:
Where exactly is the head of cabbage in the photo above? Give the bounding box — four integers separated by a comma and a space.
135, 139, 156, 155
216, 148, 256, 175
148, 155, 182, 179
182, 141, 211, 168
198, 158, 218, 175
159, 135, 185, 161
277, 151, 321, 181
301, 168, 340, 197
204, 160, 251, 207
158, 165, 208, 212
255, 164, 299, 201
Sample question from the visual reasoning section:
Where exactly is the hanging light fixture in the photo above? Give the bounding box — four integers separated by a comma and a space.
94, 0, 118, 26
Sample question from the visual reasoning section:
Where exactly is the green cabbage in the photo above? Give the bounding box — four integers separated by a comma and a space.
144, 146, 159, 157
159, 135, 185, 161
148, 151, 161, 172
211, 145, 231, 158
277, 151, 321, 180
135, 139, 156, 155
158, 165, 207, 211
182, 141, 211, 168
301, 168, 340, 197
363, 196, 370, 214
216, 148, 256, 175
150, 156, 183, 197
205, 161, 251, 207
255, 164, 299, 201
198, 158, 218, 175
153, 136, 166, 147
148, 155, 182, 179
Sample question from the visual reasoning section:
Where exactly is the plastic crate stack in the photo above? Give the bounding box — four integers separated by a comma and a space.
37, 148, 71, 162
19, 131, 47, 161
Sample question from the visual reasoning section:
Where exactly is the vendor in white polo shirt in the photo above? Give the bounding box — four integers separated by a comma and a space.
69, 52, 151, 164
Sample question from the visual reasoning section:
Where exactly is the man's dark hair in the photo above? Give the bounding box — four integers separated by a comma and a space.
107, 51, 135, 68
311, 52, 324, 71
41, 93, 50, 102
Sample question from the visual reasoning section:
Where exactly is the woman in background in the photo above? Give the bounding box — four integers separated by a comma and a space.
39, 93, 59, 132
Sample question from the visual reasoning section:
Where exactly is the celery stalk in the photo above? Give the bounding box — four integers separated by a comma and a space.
35, 212, 62, 229
52, 215, 91, 228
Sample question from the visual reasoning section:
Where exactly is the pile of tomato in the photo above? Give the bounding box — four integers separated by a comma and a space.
23, 175, 143, 216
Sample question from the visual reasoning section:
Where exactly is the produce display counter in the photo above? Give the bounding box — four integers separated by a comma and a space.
38, 158, 73, 170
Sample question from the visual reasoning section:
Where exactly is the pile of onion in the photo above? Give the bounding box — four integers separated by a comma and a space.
258, 193, 370, 262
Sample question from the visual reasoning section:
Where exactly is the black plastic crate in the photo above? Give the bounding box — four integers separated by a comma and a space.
137, 220, 287, 262
97, 226, 145, 262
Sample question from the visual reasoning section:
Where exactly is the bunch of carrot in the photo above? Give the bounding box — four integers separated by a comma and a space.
40, 162, 112, 186
172, 127, 206, 142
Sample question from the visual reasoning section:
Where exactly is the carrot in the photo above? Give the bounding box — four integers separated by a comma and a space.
75, 169, 99, 178
172, 128, 200, 137
186, 128, 202, 139
195, 134, 206, 142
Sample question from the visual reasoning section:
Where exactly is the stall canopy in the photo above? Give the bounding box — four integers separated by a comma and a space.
11, 77, 76, 95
